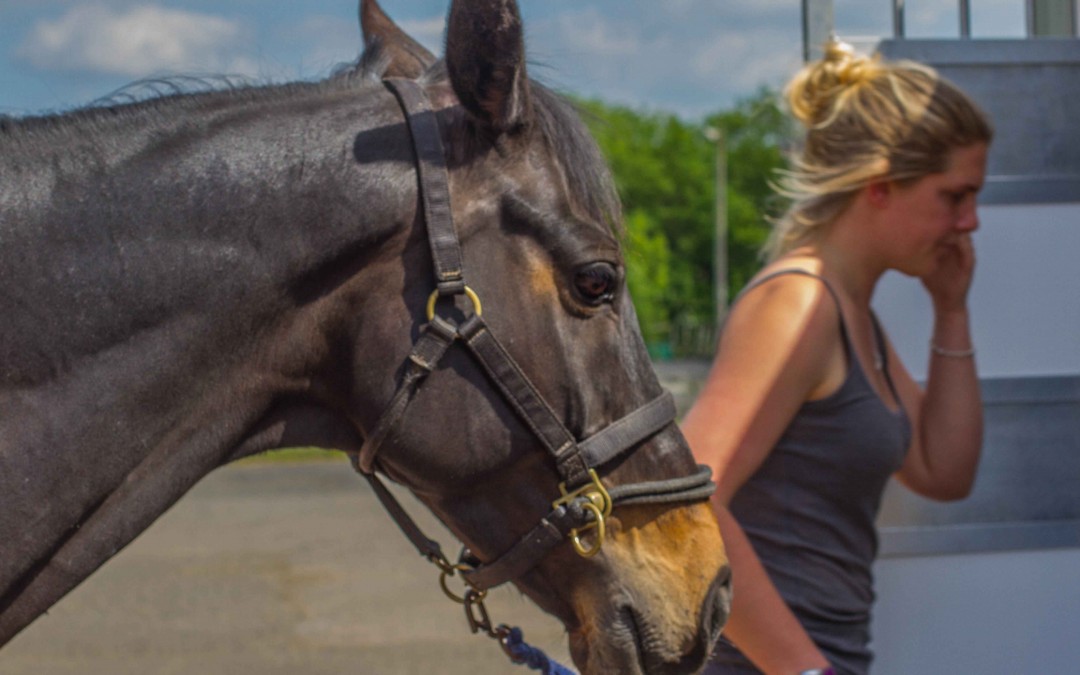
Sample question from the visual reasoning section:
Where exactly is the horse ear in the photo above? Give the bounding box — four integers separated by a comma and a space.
359, 0, 436, 79
445, 0, 531, 134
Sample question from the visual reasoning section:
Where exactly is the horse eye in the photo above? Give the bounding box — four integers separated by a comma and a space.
574, 263, 618, 305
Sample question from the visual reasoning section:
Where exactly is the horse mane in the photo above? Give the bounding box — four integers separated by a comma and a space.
2, 45, 621, 234
0, 44, 393, 143
529, 83, 623, 234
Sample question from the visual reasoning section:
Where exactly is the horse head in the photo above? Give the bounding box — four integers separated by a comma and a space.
349, 2, 731, 673
0, 1, 729, 670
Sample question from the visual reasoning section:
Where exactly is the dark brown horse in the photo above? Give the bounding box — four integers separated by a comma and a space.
0, 1, 730, 672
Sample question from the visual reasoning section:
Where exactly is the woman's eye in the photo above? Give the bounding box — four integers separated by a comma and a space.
574, 263, 618, 305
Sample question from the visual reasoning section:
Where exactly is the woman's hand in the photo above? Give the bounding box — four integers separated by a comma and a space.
921, 233, 975, 313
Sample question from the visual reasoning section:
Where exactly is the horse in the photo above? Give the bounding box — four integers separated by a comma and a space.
0, 1, 731, 673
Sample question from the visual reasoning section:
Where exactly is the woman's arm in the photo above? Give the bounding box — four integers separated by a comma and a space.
892, 233, 983, 500
889, 306, 982, 500
682, 273, 842, 674
709, 504, 832, 674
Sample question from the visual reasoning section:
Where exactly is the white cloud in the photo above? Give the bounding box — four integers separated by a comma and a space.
553, 8, 641, 58
1, 0, 1030, 120
399, 16, 446, 53
280, 13, 444, 78
529, 4, 804, 117
279, 13, 443, 79
16, 4, 256, 77
692, 29, 801, 95
288, 15, 362, 76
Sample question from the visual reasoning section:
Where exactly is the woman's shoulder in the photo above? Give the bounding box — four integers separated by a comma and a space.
736, 259, 839, 324
717, 259, 849, 408
721, 259, 842, 361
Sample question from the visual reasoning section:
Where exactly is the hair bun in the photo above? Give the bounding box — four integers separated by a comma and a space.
823, 39, 855, 63
826, 40, 877, 86
787, 39, 879, 127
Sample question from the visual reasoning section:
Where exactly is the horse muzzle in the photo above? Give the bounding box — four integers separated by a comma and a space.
566, 501, 731, 675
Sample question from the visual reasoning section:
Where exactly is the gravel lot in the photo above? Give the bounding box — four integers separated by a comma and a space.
1, 461, 573, 675
1, 361, 710, 675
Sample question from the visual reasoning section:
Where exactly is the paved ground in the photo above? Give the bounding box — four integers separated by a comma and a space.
652, 359, 712, 418
0, 461, 573, 675
0, 361, 711, 675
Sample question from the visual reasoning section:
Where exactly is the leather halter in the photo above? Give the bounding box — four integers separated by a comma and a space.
353, 77, 715, 595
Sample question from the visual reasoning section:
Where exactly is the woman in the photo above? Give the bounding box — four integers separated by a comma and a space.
685, 41, 992, 675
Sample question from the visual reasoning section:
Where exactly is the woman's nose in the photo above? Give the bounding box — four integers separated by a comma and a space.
957, 203, 979, 232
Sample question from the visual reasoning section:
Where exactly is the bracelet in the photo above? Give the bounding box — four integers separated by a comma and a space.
799, 669, 836, 675
930, 342, 975, 358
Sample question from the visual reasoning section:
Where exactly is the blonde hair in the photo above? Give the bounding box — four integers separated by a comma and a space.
765, 40, 993, 259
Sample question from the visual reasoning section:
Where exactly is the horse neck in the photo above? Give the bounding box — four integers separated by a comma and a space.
4, 82, 416, 378
1, 81, 422, 473
0, 82, 438, 634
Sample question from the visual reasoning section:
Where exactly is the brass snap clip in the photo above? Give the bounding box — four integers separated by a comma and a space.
553, 468, 613, 558
463, 588, 497, 637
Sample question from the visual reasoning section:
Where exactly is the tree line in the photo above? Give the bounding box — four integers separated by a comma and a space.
577, 89, 796, 358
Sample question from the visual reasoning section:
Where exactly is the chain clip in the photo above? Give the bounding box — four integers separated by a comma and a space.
553, 468, 612, 557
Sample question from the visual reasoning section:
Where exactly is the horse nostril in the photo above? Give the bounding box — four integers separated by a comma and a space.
701, 564, 733, 648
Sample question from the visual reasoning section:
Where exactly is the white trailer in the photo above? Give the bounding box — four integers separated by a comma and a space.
866, 23, 1080, 675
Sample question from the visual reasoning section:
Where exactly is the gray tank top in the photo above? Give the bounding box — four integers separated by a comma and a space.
708, 270, 912, 675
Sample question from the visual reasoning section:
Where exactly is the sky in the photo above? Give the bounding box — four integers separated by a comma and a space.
0, 0, 1027, 121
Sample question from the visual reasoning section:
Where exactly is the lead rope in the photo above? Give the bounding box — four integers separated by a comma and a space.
358, 489, 580, 675
500, 626, 577, 675
429, 555, 577, 674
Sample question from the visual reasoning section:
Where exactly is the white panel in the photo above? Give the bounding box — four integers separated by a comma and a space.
871, 548, 1080, 674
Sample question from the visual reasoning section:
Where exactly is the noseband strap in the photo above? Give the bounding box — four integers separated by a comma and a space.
354, 77, 715, 593
457, 314, 588, 484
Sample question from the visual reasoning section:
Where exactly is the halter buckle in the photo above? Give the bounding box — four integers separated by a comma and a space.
553, 468, 612, 558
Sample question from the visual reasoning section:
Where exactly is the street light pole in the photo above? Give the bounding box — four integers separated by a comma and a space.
704, 126, 728, 330
803, 0, 835, 61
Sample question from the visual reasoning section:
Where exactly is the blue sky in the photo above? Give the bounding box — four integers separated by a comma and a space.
1, 0, 1026, 120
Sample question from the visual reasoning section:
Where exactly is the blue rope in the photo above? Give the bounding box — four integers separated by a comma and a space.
501, 626, 578, 675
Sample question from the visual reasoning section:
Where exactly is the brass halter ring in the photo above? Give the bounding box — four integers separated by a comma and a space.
439, 563, 486, 605
426, 286, 482, 321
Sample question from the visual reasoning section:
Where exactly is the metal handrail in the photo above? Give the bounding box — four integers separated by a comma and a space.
893, 0, 974, 37
891, 0, 1078, 38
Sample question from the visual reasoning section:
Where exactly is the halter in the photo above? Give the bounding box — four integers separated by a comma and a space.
353, 77, 715, 643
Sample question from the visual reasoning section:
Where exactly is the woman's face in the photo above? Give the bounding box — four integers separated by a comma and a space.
885, 142, 988, 277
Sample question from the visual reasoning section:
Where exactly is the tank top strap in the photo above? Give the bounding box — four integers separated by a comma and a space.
739, 268, 854, 360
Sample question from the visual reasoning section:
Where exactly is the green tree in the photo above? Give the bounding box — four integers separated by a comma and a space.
705, 88, 795, 296
577, 90, 794, 356
622, 209, 672, 350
